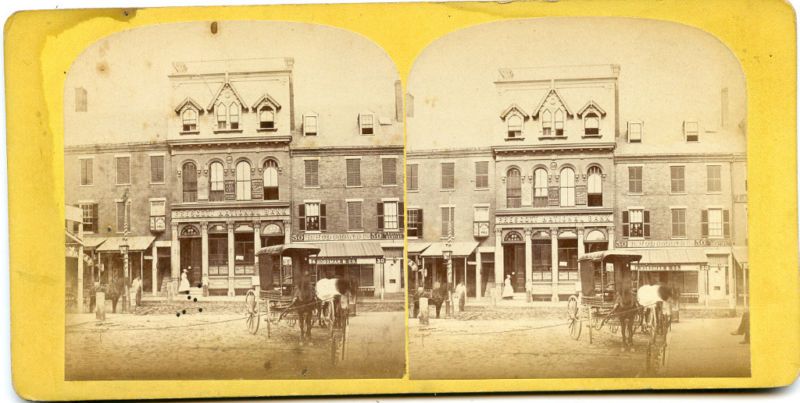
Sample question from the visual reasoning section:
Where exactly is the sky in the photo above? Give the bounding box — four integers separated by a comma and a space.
406, 17, 747, 151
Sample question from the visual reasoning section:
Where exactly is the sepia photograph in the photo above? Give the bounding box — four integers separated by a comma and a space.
63, 20, 405, 380
405, 18, 750, 379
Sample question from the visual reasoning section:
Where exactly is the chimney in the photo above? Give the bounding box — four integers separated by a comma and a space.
721, 87, 729, 128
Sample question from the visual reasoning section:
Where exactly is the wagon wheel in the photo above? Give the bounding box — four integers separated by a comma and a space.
567, 295, 582, 340
340, 306, 349, 362
245, 290, 260, 335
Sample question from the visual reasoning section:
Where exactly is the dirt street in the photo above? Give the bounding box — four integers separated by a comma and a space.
66, 310, 405, 380
409, 316, 750, 379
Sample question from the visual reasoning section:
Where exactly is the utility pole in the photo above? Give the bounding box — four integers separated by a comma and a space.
121, 189, 131, 313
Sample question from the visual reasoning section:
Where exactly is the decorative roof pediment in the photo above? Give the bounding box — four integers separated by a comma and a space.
174, 97, 203, 115
577, 100, 607, 118
250, 93, 282, 112
499, 104, 530, 120
206, 82, 247, 112
532, 89, 574, 119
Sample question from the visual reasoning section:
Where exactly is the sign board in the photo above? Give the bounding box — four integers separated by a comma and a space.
615, 238, 732, 248
496, 213, 613, 225
291, 232, 403, 242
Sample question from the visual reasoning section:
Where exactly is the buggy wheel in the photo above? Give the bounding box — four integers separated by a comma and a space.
340, 308, 348, 361
245, 290, 260, 335
567, 296, 582, 340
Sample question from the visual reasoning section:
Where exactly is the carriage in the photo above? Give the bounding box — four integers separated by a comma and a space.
243, 243, 349, 364
566, 250, 670, 371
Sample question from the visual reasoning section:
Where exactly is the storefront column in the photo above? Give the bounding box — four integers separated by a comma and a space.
151, 246, 158, 296
494, 228, 504, 285
227, 220, 235, 297
475, 251, 482, 298
170, 223, 180, 299
524, 228, 533, 294
374, 261, 382, 298
577, 227, 585, 259
550, 227, 559, 302
283, 219, 291, 245
607, 225, 615, 249
200, 222, 209, 297
77, 222, 84, 312
253, 221, 261, 293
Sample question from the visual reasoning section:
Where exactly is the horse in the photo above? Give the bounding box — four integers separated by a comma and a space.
610, 289, 639, 352
637, 284, 674, 335
285, 278, 316, 346
316, 277, 352, 329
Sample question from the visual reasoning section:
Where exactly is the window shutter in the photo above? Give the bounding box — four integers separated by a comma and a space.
298, 204, 305, 231
320, 204, 327, 231
723, 209, 730, 237
399, 202, 405, 229
377, 203, 384, 230
643, 210, 651, 237
701, 210, 708, 237
622, 211, 629, 237
418, 209, 424, 238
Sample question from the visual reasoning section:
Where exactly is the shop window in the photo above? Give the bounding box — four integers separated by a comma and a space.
506, 168, 521, 208
473, 205, 490, 237
441, 162, 455, 190
407, 208, 423, 238
507, 114, 523, 138
559, 167, 575, 207
299, 202, 326, 232
182, 109, 197, 132
234, 233, 255, 275
702, 208, 730, 239
623, 209, 650, 238
347, 201, 363, 231
584, 112, 600, 135
378, 201, 403, 231
628, 166, 643, 193
671, 208, 686, 238
149, 199, 166, 232
346, 158, 362, 187
80, 158, 93, 186
707, 165, 722, 192
235, 161, 252, 201
208, 234, 228, 276
116, 156, 131, 185
670, 166, 685, 193
475, 161, 489, 189
259, 106, 275, 130
359, 114, 374, 135
150, 155, 165, 184
304, 160, 319, 187
263, 160, 279, 201
182, 161, 197, 202
303, 113, 318, 135
557, 239, 579, 281
209, 162, 224, 201
441, 206, 455, 238
407, 164, 418, 191
80, 203, 98, 233
587, 166, 603, 207
531, 242, 552, 281
533, 168, 548, 207
382, 157, 397, 186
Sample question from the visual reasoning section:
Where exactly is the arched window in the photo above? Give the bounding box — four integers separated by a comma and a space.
229, 103, 240, 130
235, 161, 252, 200
584, 112, 600, 135
216, 103, 228, 129
263, 160, 279, 201
259, 106, 275, 129
533, 168, 549, 207
182, 162, 197, 202
507, 115, 523, 138
559, 167, 575, 207
209, 162, 224, 201
506, 168, 521, 208
182, 109, 197, 132
542, 110, 553, 136
554, 109, 565, 136
587, 166, 603, 206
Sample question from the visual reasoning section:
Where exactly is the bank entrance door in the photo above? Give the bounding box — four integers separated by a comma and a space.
503, 244, 526, 292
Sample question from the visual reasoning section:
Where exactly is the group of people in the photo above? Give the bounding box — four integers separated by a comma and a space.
89, 274, 144, 314
411, 281, 468, 319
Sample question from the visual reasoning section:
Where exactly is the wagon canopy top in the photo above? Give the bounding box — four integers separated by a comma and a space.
578, 249, 643, 263
256, 243, 321, 256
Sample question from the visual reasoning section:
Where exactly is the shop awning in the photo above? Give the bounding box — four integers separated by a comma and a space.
257, 243, 320, 256
421, 242, 479, 258
732, 246, 748, 266
407, 242, 431, 254
316, 241, 384, 258
83, 236, 107, 250
96, 236, 155, 252
630, 248, 708, 271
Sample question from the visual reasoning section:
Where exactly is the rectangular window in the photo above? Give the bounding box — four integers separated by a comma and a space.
80, 203, 98, 233
441, 162, 455, 190
301, 202, 326, 232
441, 206, 454, 238
628, 122, 642, 143
382, 158, 397, 186
359, 114, 374, 135
381, 201, 400, 231
671, 208, 686, 238
346, 158, 361, 187
703, 208, 729, 239
473, 205, 490, 237
116, 201, 131, 233
670, 166, 685, 193
234, 233, 255, 275
347, 201, 363, 231
407, 164, 419, 191
115, 156, 131, 185
304, 114, 318, 136
623, 209, 650, 238
684, 121, 699, 142
208, 236, 228, 276
407, 208, 423, 238
304, 160, 319, 187
149, 199, 166, 232
628, 166, 642, 193
475, 161, 489, 189
80, 158, 93, 186
150, 155, 165, 184
707, 165, 722, 192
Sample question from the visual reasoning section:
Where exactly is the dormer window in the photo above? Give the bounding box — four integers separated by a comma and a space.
359, 114, 374, 135
303, 113, 318, 136
534, 89, 573, 139
259, 106, 275, 130
628, 121, 643, 143
684, 121, 699, 142
216, 103, 228, 130
584, 112, 599, 136
229, 103, 240, 130
542, 110, 553, 136
182, 109, 197, 132
554, 109, 565, 136
500, 104, 528, 140
507, 115, 523, 138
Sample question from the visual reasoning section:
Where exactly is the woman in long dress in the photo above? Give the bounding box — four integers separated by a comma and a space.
178, 269, 190, 294
502, 274, 514, 299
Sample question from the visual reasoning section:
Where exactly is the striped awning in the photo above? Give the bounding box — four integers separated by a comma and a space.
421, 242, 479, 258
96, 236, 155, 252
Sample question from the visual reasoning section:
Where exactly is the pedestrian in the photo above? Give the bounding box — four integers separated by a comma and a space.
455, 282, 466, 312
109, 276, 123, 313
432, 282, 446, 318
412, 286, 424, 318
131, 275, 142, 307
89, 280, 99, 313
502, 274, 514, 300
730, 310, 750, 344
178, 269, 190, 294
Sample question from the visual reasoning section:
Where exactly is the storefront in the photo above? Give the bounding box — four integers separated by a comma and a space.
95, 235, 156, 295
419, 242, 478, 297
